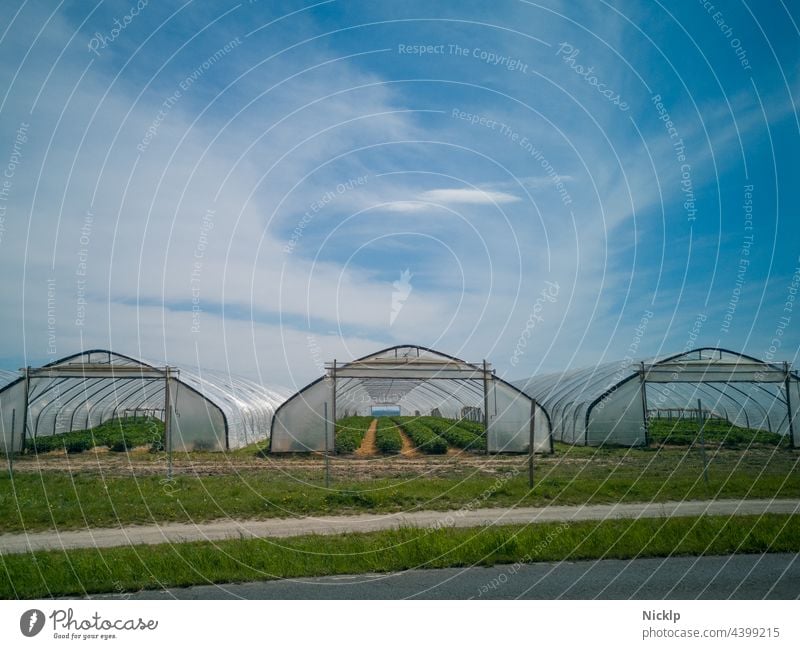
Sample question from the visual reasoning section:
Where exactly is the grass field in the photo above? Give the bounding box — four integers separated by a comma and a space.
1, 442, 797, 533
1, 514, 797, 598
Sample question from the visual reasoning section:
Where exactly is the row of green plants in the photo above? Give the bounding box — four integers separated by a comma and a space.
374, 419, 403, 453
648, 417, 789, 448
333, 416, 374, 454
391, 416, 448, 454
419, 417, 482, 449
25, 417, 164, 454
455, 419, 486, 436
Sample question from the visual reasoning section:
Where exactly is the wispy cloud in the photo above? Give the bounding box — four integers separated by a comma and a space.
0, 0, 796, 386
376, 188, 521, 213
417, 188, 521, 204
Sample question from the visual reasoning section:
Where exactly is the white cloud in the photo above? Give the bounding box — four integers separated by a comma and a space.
0, 1, 793, 387
381, 201, 430, 212
417, 188, 521, 204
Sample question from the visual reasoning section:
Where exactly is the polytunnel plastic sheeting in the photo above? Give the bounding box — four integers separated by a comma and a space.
0, 350, 291, 453
270, 344, 552, 453
514, 347, 800, 447
487, 378, 551, 452
645, 381, 790, 434
336, 377, 489, 420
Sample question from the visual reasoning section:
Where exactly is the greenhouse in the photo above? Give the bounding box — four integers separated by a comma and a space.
514, 347, 800, 448
0, 349, 289, 453
270, 344, 552, 453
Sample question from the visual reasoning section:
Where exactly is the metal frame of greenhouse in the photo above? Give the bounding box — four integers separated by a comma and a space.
514, 347, 800, 448
270, 344, 552, 453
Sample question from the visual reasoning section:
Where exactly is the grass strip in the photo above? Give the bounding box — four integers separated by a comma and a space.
1, 514, 797, 598
2, 449, 799, 533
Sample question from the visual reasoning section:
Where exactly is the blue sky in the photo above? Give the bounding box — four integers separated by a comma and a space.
0, 0, 797, 390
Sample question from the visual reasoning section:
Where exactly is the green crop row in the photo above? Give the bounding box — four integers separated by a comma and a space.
25, 417, 164, 454
455, 419, 486, 436
420, 417, 482, 449
392, 417, 448, 454
648, 418, 789, 448
374, 419, 403, 453
334, 416, 374, 454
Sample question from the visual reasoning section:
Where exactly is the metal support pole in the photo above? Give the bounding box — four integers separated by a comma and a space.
324, 401, 330, 488
528, 402, 536, 488
784, 362, 796, 448
331, 359, 337, 448
8, 409, 15, 478
698, 398, 709, 486
639, 362, 650, 445
164, 367, 172, 480
483, 360, 490, 455
20, 367, 30, 454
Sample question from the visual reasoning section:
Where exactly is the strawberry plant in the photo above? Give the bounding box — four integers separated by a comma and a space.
334, 416, 374, 454
420, 417, 481, 449
26, 417, 164, 454
375, 419, 403, 453
391, 417, 448, 454
456, 419, 486, 436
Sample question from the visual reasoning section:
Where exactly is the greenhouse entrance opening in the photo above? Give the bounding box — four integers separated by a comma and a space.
270, 345, 552, 454
371, 405, 401, 417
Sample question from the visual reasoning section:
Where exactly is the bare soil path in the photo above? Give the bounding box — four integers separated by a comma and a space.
354, 419, 378, 457
397, 427, 420, 457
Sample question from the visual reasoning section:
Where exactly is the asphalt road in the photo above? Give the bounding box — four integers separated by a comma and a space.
97, 553, 800, 599
3, 498, 798, 554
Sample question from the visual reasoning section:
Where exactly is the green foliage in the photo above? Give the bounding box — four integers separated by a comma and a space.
334, 416, 374, 454
648, 417, 788, 448
26, 417, 164, 455
420, 417, 482, 449
392, 417, 448, 454
324, 489, 377, 508
108, 441, 129, 453
374, 419, 403, 453
456, 419, 487, 436
65, 438, 92, 454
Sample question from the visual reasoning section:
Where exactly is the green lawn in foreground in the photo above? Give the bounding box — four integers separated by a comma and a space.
1, 514, 797, 598
1, 445, 798, 533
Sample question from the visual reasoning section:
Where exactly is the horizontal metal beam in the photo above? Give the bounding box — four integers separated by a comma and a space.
329, 357, 490, 366
643, 366, 787, 383
331, 368, 491, 380
23, 364, 178, 379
